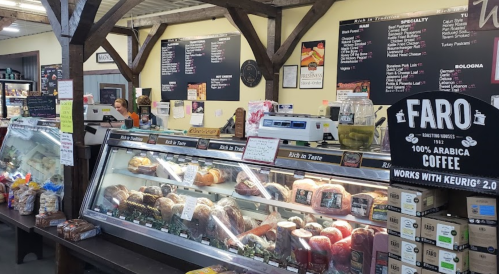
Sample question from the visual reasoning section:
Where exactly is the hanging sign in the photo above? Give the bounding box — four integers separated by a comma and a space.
388, 91, 499, 194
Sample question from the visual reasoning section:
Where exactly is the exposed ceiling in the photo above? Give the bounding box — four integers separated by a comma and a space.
0, 20, 51, 40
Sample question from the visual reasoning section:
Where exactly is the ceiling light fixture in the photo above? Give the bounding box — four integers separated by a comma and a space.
19, 3, 45, 11
2, 27, 19, 32
0, 0, 16, 7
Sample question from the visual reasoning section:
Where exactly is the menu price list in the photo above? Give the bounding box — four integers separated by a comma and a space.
337, 7, 499, 105
160, 33, 241, 101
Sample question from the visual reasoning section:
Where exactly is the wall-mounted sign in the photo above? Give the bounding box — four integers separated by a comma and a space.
96, 52, 114, 63
467, 0, 499, 31
388, 91, 499, 194
300, 40, 325, 89
41, 64, 62, 96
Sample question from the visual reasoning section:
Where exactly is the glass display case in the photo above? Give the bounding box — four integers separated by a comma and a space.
0, 118, 62, 183
0, 80, 32, 118
82, 129, 391, 274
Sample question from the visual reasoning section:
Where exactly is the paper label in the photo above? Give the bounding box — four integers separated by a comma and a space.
438, 250, 457, 274
146, 223, 152, 228
401, 240, 417, 265
182, 165, 199, 186
242, 136, 280, 164
375, 251, 388, 274
352, 197, 369, 217
180, 196, 198, 221
119, 216, 126, 220
287, 266, 299, 273
401, 264, 418, 274
94, 208, 100, 212
201, 238, 210, 245
372, 203, 388, 222
351, 249, 364, 274
106, 212, 112, 216
268, 260, 279, 267
133, 220, 140, 224
320, 192, 342, 209
229, 247, 238, 253
437, 224, 455, 250
180, 232, 188, 238
401, 217, 417, 241
161, 228, 169, 233
401, 192, 417, 216
295, 189, 313, 205
253, 255, 264, 262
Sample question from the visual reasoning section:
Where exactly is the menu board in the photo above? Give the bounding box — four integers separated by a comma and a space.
337, 6, 499, 105
100, 89, 117, 105
160, 33, 241, 101
27, 96, 56, 118
41, 64, 62, 96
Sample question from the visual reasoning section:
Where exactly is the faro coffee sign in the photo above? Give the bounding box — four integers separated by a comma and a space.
388, 91, 499, 194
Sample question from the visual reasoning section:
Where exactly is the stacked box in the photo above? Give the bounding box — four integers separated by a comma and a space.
421, 213, 469, 251
422, 244, 469, 274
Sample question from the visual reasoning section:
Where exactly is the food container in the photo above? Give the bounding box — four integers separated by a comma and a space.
338, 93, 375, 149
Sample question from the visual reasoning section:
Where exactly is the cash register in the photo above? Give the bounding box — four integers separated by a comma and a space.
84, 104, 125, 145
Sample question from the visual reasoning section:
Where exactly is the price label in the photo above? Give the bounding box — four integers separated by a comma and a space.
191, 157, 198, 164
205, 159, 213, 166
201, 237, 210, 245
140, 152, 147, 157
260, 167, 270, 174
287, 265, 299, 273
166, 154, 174, 160
127, 149, 133, 154
242, 136, 280, 164
253, 255, 264, 262
268, 260, 280, 267
229, 246, 238, 253
106, 212, 112, 216
178, 156, 186, 162
119, 216, 126, 220
161, 228, 169, 233
180, 231, 188, 238
112, 148, 118, 153
294, 171, 305, 179
181, 196, 198, 221
146, 223, 152, 228
133, 220, 140, 224
183, 165, 199, 186
94, 208, 100, 212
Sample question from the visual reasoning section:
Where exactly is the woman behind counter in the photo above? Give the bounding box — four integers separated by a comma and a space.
114, 98, 131, 119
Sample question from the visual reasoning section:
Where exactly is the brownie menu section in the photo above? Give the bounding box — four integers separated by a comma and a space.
161, 33, 241, 101
337, 6, 499, 105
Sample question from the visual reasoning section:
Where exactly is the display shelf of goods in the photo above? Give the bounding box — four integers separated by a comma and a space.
82, 131, 389, 274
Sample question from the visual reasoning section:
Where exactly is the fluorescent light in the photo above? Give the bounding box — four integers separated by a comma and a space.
2, 27, 19, 33
0, 1, 16, 7
19, 3, 45, 11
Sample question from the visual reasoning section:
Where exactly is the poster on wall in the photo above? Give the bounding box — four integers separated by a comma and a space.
41, 64, 62, 96
300, 40, 325, 89
336, 80, 371, 101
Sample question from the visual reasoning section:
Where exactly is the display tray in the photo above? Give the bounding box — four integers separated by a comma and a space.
82, 129, 390, 274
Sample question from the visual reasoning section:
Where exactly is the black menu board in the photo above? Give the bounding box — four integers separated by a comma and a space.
337, 6, 499, 105
27, 96, 56, 118
160, 33, 241, 101
100, 89, 117, 105
41, 64, 62, 96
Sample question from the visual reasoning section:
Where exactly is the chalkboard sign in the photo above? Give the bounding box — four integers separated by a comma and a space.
160, 33, 241, 101
41, 64, 62, 96
337, 6, 499, 105
100, 89, 117, 104
388, 91, 499, 195
27, 96, 56, 118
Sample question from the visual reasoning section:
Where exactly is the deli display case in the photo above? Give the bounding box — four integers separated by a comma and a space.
0, 79, 33, 118
81, 129, 391, 274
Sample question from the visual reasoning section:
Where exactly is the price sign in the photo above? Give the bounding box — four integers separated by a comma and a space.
180, 196, 198, 221
183, 165, 199, 186
242, 136, 280, 164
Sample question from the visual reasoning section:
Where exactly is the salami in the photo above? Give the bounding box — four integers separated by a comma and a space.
321, 227, 343, 245
291, 179, 318, 206
290, 229, 313, 269
309, 236, 332, 272
331, 236, 352, 264
332, 220, 353, 238
351, 228, 374, 274
370, 232, 388, 274
275, 221, 297, 260
312, 184, 352, 215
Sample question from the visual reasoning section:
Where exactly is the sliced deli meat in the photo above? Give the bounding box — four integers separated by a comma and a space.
312, 184, 352, 215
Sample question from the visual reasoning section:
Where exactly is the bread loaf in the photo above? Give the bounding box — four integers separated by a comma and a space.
264, 183, 290, 201
161, 184, 176, 197
196, 197, 214, 208
128, 157, 151, 173
166, 193, 184, 204
127, 191, 144, 203
154, 197, 174, 222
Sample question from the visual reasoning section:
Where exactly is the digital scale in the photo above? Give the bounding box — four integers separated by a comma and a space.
84, 105, 125, 145
258, 113, 336, 142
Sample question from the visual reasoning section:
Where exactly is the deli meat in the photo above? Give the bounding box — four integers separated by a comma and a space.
370, 232, 388, 274
312, 184, 352, 215
331, 236, 352, 264
351, 192, 385, 218
309, 236, 332, 272
351, 228, 374, 274
291, 179, 318, 206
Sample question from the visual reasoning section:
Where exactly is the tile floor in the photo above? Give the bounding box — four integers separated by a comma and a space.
0, 223, 106, 274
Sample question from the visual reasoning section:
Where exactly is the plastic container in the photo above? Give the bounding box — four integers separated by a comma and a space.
338, 93, 375, 149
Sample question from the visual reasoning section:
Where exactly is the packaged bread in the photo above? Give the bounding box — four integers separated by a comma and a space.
18, 187, 36, 215
351, 192, 385, 218
39, 191, 60, 214
57, 219, 87, 236
63, 221, 101, 242
35, 211, 66, 228
312, 184, 352, 215
291, 179, 318, 206
127, 156, 151, 174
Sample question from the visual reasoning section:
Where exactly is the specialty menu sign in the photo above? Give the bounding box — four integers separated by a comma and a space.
337, 6, 499, 105
160, 33, 241, 101
388, 91, 499, 194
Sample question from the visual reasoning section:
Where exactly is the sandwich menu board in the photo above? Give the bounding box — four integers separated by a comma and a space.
160, 33, 241, 101
337, 6, 499, 105
41, 64, 62, 96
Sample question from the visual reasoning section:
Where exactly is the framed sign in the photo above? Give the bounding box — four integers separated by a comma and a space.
96, 52, 114, 63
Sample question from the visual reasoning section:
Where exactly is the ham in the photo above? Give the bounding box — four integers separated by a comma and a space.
312, 184, 352, 215
331, 236, 352, 264
304, 222, 323, 236
332, 220, 353, 238
369, 195, 388, 223
290, 229, 313, 270
370, 232, 388, 274
351, 192, 385, 219
275, 221, 297, 260
351, 228, 374, 274
288, 216, 305, 229
321, 227, 343, 245
291, 179, 318, 206
309, 236, 332, 272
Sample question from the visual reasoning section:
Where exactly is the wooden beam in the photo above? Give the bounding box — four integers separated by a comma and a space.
197, 0, 278, 17
128, 23, 139, 111
227, 7, 273, 80
131, 6, 226, 28
101, 39, 133, 82
70, 0, 102, 45
40, 0, 62, 42
272, 0, 335, 68
0, 17, 14, 32
267, 0, 316, 8
84, 0, 145, 61
111, 26, 135, 36
132, 23, 167, 74
266, 9, 282, 101
0, 9, 49, 24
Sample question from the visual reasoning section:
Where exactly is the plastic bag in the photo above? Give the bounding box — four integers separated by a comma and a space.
18, 186, 36, 215
186, 265, 227, 274
245, 100, 277, 137
35, 211, 66, 228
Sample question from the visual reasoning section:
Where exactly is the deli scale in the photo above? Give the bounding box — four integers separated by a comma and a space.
84, 105, 125, 145
258, 112, 337, 142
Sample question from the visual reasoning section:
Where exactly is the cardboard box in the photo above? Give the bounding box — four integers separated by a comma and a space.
421, 269, 439, 274
388, 211, 423, 242
467, 197, 497, 224
389, 258, 422, 274
421, 213, 469, 251
469, 251, 497, 274
389, 235, 423, 267
469, 224, 497, 254
423, 244, 469, 274
388, 184, 447, 217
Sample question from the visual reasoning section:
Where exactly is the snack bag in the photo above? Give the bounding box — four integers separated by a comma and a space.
39, 181, 63, 214
18, 184, 37, 215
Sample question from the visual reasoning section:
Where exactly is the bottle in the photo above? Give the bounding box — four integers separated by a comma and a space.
338, 93, 375, 149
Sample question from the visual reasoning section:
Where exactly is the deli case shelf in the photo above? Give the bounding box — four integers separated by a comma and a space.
81, 129, 391, 274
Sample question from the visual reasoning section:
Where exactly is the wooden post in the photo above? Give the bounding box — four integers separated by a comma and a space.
266, 9, 282, 101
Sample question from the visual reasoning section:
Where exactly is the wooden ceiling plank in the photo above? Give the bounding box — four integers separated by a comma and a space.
70, 0, 102, 44
101, 38, 133, 82
40, 0, 62, 43
197, 0, 277, 17
0, 9, 49, 24
226, 7, 273, 80
84, 0, 145, 61
272, 0, 335, 68
130, 6, 226, 28
0, 17, 14, 32
132, 23, 167, 74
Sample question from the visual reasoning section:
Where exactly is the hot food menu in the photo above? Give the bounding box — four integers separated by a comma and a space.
337, 6, 499, 105
161, 33, 241, 101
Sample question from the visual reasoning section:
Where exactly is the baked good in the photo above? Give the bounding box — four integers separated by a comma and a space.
196, 197, 214, 208
234, 170, 266, 196
194, 168, 227, 186
166, 193, 184, 204
143, 186, 162, 196
161, 184, 176, 197
18, 188, 36, 215
264, 183, 290, 202
209, 169, 227, 184
186, 204, 211, 237
127, 191, 144, 203
128, 157, 152, 174
155, 198, 174, 222
35, 211, 66, 228
171, 204, 185, 217
39, 192, 60, 214
138, 164, 158, 176
143, 193, 159, 206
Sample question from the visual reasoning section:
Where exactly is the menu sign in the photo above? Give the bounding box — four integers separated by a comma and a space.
388, 91, 499, 194
337, 6, 499, 105
41, 64, 62, 96
27, 96, 56, 118
160, 33, 241, 101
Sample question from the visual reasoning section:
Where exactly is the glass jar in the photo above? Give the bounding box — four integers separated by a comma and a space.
338, 93, 375, 149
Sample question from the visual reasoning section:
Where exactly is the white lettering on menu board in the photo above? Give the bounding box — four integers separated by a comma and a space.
242, 137, 280, 164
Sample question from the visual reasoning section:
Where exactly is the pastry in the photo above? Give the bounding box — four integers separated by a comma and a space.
127, 191, 144, 203
143, 186, 162, 196
161, 184, 176, 197
155, 197, 174, 222
128, 157, 152, 174
196, 197, 214, 208
166, 193, 184, 204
